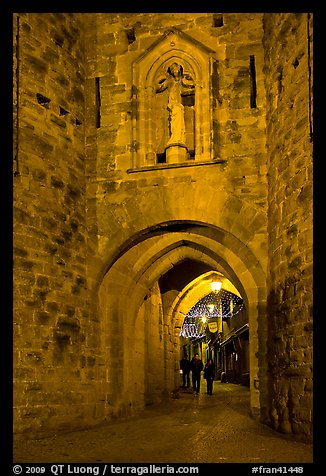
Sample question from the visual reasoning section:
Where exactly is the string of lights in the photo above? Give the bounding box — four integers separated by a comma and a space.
179, 290, 244, 338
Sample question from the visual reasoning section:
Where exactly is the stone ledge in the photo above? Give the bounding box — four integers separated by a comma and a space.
127, 158, 227, 174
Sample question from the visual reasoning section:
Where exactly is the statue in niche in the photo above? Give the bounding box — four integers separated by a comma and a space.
155, 62, 195, 147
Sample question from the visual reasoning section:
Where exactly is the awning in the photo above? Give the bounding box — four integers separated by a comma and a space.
220, 324, 249, 347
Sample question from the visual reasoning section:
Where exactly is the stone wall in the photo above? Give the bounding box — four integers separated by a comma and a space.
82, 11, 269, 426
263, 13, 313, 440
13, 12, 98, 435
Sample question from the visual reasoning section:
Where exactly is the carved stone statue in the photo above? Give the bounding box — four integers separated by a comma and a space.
156, 63, 195, 147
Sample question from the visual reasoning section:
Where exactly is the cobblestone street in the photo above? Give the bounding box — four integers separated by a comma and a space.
14, 383, 313, 464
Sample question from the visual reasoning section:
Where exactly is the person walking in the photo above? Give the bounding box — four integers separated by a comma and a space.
204, 358, 215, 395
190, 353, 204, 395
180, 355, 191, 387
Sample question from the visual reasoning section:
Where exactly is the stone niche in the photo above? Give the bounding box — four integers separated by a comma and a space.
132, 28, 217, 167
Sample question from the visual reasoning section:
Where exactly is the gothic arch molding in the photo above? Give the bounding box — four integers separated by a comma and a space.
89, 182, 267, 300
97, 221, 267, 419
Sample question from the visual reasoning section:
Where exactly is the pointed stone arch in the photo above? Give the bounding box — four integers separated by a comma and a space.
97, 220, 267, 421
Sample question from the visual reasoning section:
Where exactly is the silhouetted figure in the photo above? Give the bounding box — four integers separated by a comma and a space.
180, 355, 191, 387
190, 353, 203, 395
204, 359, 215, 395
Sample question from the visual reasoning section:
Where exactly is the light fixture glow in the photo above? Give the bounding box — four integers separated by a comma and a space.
211, 281, 222, 292
179, 289, 244, 339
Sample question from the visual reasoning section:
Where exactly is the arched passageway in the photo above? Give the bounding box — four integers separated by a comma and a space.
176, 271, 247, 385
97, 220, 267, 422
12, 12, 312, 446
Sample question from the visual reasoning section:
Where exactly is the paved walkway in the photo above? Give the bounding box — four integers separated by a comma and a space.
14, 383, 313, 464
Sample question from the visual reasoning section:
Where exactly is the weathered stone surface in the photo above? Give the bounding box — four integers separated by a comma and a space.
264, 13, 313, 440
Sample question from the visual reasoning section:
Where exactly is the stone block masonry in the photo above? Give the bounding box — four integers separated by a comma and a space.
263, 13, 313, 440
13, 12, 100, 435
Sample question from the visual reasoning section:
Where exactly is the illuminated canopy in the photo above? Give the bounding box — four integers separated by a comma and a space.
179, 290, 244, 338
